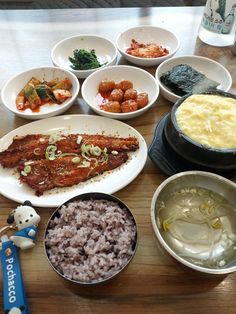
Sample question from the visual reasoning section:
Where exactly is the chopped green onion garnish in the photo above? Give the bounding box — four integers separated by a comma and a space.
111, 150, 118, 155
33, 147, 41, 155
81, 143, 92, 155
72, 156, 81, 163
48, 134, 59, 144
60, 153, 78, 157
78, 160, 90, 168
24, 165, 32, 174
45, 145, 57, 160
90, 146, 102, 156
77, 135, 83, 145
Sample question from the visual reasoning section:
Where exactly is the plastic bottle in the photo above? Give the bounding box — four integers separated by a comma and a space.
198, 0, 236, 47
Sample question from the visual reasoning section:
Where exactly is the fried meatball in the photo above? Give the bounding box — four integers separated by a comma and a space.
116, 80, 133, 91
136, 92, 149, 108
101, 101, 121, 113
121, 100, 138, 113
123, 88, 138, 100
98, 80, 116, 93
109, 88, 124, 102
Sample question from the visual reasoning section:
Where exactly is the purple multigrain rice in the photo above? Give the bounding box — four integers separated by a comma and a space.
45, 199, 137, 282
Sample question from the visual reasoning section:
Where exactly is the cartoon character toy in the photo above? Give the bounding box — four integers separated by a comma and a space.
0, 200, 40, 314
7, 200, 40, 250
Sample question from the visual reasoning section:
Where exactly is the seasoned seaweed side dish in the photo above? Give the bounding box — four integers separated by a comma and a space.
160, 64, 219, 96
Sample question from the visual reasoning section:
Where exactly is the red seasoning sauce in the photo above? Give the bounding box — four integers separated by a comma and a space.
16, 99, 56, 112
95, 90, 111, 108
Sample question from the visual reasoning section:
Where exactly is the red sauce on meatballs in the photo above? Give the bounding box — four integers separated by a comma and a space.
96, 79, 149, 114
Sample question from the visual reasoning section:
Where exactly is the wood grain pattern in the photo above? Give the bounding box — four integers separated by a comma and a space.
0, 7, 236, 314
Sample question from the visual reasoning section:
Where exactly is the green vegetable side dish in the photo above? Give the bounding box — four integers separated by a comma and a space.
69, 49, 106, 70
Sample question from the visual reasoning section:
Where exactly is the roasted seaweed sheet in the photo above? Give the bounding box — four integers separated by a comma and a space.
160, 64, 219, 96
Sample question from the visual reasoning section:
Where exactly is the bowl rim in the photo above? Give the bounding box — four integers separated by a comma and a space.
81, 64, 159, 118
51, 34, 118, 74
151, 170, 236, 275
116, 25, 180, 61
155, 54, 232, 100
1, 65, 80, 118
44, 192, 138, 285
170, 90, 236, 153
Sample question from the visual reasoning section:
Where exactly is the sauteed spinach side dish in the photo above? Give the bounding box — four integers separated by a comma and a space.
69, 49, 106, 70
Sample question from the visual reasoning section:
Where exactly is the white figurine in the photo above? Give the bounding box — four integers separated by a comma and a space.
8, 201, 40, 250
8, 306, 23, 314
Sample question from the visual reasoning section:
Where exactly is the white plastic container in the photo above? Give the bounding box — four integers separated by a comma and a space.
198, 0, 236, 47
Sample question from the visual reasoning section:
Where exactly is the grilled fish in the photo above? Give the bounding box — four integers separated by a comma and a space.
0, 133, 139, 168
18, 152, 128, 196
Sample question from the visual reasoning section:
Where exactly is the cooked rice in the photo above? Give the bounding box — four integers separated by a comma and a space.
45, 199, 137, 282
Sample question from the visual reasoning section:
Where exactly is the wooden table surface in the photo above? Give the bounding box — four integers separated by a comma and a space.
0, 6, 236, 314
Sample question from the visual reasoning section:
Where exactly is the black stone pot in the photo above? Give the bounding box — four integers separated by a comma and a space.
164, 90, 236, 171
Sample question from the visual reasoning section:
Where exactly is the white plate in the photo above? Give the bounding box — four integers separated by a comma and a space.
0, 115, 147, 207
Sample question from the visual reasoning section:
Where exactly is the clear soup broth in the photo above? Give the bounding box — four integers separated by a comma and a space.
157, 187, 236, 269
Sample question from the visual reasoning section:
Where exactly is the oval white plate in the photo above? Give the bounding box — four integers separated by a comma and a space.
0, 115, 147, 207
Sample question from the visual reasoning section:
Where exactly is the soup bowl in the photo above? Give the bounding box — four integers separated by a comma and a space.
151, 171, 236, 275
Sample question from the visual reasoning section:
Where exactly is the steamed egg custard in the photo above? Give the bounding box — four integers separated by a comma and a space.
175, 94, 236, 149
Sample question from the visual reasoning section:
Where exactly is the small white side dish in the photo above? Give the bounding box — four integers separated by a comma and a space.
116, 25, 179, 67
51, 35, 118, 79
81, 65, 159, 120
155, 55, 232, 103
1, 66, 80, 120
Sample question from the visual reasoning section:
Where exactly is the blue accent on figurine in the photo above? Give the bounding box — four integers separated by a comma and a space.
0, 236, 29, 314
14, 225, 37, 242
9, 203, 40, 251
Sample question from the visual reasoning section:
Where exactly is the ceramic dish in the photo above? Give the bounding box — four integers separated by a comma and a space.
0, 115, 147, 207
1, 66, 80, 120
155, 55, 232, 103
116, 25, 179, 67
44, 192, 137, 285
81, 65, 159, 120
51, 35, 118, 79
151, 171, 236, 275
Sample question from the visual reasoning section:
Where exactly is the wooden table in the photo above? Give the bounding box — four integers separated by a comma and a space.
0, 6, 236, 314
